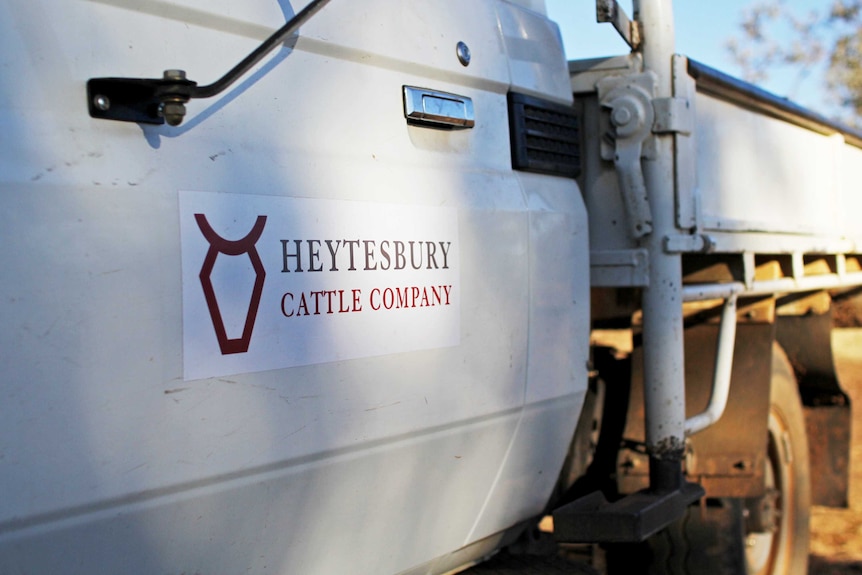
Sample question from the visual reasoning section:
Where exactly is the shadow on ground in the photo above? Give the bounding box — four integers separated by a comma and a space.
810, 555, 862, 575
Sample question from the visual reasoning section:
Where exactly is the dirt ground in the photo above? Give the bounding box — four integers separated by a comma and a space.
809, 328, 862, 574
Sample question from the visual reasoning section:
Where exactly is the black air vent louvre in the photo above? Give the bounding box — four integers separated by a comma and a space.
508, 92, 581, 178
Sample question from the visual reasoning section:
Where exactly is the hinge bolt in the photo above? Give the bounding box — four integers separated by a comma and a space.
612, 106, 633, 126
163, 69, 187, 81
160, 69, 189, 126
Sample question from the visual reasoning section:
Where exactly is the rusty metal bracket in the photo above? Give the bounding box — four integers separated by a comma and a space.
596, 0, 641, 50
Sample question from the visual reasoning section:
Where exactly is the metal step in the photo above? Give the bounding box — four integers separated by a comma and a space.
552, 483, 705, 543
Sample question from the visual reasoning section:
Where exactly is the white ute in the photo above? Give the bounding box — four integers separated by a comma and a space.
1, 1, 860, 574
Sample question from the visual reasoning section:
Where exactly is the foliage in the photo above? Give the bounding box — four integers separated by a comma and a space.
727, 0, 862, 123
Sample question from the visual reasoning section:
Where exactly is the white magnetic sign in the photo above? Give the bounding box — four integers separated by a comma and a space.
180, 191, 460, 380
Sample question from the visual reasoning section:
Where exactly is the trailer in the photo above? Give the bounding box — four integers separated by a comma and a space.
0, 0, 858, 573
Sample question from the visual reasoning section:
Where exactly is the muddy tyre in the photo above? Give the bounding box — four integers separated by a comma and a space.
606, 344, 810, 574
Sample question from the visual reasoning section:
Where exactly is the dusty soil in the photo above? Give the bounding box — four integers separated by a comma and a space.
809, 329, 862, 573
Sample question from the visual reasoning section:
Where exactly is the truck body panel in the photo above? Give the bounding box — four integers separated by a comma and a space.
0, 1, 589, 573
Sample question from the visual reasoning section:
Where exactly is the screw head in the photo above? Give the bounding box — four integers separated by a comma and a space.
456, 41, 471, 67
163, 69, 187, 81
93, 94, 111, 112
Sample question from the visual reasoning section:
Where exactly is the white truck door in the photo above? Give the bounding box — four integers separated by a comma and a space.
0, 1, 588, 573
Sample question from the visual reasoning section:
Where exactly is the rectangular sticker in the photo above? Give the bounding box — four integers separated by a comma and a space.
180, 191, 460, 380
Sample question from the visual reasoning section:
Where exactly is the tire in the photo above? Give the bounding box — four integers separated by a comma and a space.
606, 344, 811, 574
745, 344, 811, 575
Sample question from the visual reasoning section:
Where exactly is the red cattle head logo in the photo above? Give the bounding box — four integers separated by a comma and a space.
194, 214, 267, 355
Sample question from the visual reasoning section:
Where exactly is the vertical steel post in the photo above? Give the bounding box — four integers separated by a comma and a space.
633, 0, 686, 492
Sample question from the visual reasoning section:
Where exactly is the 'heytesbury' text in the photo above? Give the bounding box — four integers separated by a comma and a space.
281, 239, 452, 273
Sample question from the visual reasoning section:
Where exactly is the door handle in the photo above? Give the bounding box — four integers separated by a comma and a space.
403, 86, 475, 129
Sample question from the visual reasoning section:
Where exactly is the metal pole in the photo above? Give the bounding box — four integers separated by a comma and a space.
633, 0, 686, 492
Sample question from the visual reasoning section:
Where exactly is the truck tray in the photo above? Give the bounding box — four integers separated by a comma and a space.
573, 55, 862, 289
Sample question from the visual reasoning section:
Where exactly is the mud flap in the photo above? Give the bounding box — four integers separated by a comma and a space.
777, 310, 851, 508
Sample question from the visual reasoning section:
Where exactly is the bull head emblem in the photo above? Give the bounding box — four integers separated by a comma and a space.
194, 214, 267, 355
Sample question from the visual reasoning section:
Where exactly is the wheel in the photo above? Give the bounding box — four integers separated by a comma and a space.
606, 343, 811, 574
745, 343, 811, 575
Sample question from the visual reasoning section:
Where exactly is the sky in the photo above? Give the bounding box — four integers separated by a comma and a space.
545, 0, 834, 116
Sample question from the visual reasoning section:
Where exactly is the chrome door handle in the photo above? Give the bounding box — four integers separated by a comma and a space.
403, 86, 475, 129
